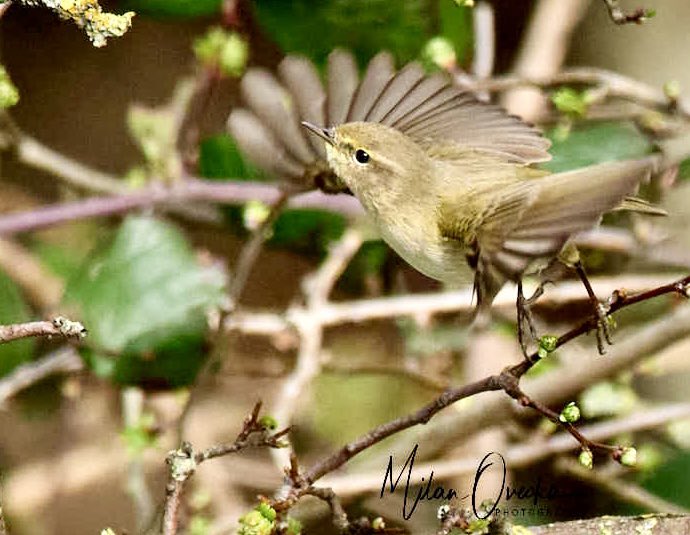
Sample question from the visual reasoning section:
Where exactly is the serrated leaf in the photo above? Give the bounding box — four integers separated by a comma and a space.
65, 216, 224, 386
543, 122, 654, 173
0, 270, 34, 376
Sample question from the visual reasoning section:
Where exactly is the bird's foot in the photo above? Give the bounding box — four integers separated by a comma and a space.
592, 301, 614, 355
517, 281, 544, 359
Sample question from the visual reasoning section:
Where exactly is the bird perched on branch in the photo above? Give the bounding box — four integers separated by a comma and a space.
228, 49, 667, 356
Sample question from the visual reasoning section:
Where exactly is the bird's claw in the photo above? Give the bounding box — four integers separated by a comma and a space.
593, 302, 613, 355
517, 282, 544, 360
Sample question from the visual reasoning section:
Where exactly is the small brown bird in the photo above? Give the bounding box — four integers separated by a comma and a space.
229, 50, 665, 355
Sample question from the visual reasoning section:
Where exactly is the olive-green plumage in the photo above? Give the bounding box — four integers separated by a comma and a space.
310, 121, 658, 313
229, 49, 665, 317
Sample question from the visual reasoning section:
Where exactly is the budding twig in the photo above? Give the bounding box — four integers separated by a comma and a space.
160, 401, 289, 535
300, 274, 690, 486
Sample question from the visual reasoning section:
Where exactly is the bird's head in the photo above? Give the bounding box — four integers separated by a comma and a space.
302, 121, 430, 207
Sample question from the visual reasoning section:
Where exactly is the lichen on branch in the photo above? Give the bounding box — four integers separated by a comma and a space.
16, 0, 135, 47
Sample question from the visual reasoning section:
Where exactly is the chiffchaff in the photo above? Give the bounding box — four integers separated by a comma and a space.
230, 49, 668, 354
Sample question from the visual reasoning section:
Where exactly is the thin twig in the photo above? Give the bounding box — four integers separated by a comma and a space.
601, 0, 653, 25
0, 318, 86, 344
0, 238, 63, 311
0, 347, 83, 406
121, 387, 155, 531
323, 362, 449, 391
464, 67, 690, 120
294, 275, 689, 486
501, 0, 591, 120
161, 402, 289, 535
322, 402, 690, 496
270, 229, 364, 470
555, 457, 688, 513
224, 274, 685, 336
226, 192, 292, 309
175, 192, 291, 443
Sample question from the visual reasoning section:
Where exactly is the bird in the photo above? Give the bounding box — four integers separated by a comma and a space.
228, 49, 666, 356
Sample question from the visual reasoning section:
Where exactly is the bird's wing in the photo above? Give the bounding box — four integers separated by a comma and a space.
348, 54, 551, 164
326, 49, 359, 126
228, 49, 551, 188
439, 158, 654, 309
279, 56, 327, 156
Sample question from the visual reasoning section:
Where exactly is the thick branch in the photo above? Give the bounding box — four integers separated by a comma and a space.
0, 180, 361, 236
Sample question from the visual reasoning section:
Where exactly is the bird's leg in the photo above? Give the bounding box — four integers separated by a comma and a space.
516, 279, 545, 359
574, 260, 612, 354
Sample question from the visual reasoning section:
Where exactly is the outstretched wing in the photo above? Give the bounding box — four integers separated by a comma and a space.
228, 49, 551, 190
440, 158, 654, 310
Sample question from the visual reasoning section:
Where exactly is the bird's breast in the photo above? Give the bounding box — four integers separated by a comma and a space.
374, 210, 473, 287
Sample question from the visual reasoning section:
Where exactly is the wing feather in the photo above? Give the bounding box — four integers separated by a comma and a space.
327, 49, 359, 126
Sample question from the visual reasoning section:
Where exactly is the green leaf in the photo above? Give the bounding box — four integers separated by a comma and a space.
199, 134, 267, 180
0, 65, 19, 109
638, 451, 690, 510
121, 0, 222, 18
193, 29, 249, 77
551, 87, 588, 117
438, 0, 472, 65
251, 0, 471, 66
0, 270, 34, 376
542, 122, 654, 173
269, 209, 346, 253
65, 216, 224, 387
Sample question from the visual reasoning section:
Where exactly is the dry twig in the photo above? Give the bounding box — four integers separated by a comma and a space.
0, 318, 86, 344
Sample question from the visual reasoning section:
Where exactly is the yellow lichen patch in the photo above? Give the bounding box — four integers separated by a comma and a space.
19, 0, 135, 47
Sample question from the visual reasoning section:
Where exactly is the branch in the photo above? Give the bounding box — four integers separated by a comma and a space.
528, 514, 690, 535
601, 0, 654, 25
0, 496, 6, 535
224, 274, 685, 335
501, 0, 590, 120
297, 275, 689, 486
270, 229, 364, 470
0, 347, 83, 406
0, 238, 63, 311
14, 0, 134, 47
0, 317, 86, 344
161, 402, 289, 535
0, 180, 361, 236
464, 67, 690, 120
322, 402, 690, 496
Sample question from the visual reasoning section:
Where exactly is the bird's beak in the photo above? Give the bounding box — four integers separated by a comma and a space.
301, 121, 335, 146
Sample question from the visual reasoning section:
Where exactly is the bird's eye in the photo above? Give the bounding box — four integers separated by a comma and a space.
354, 149, 370, 164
